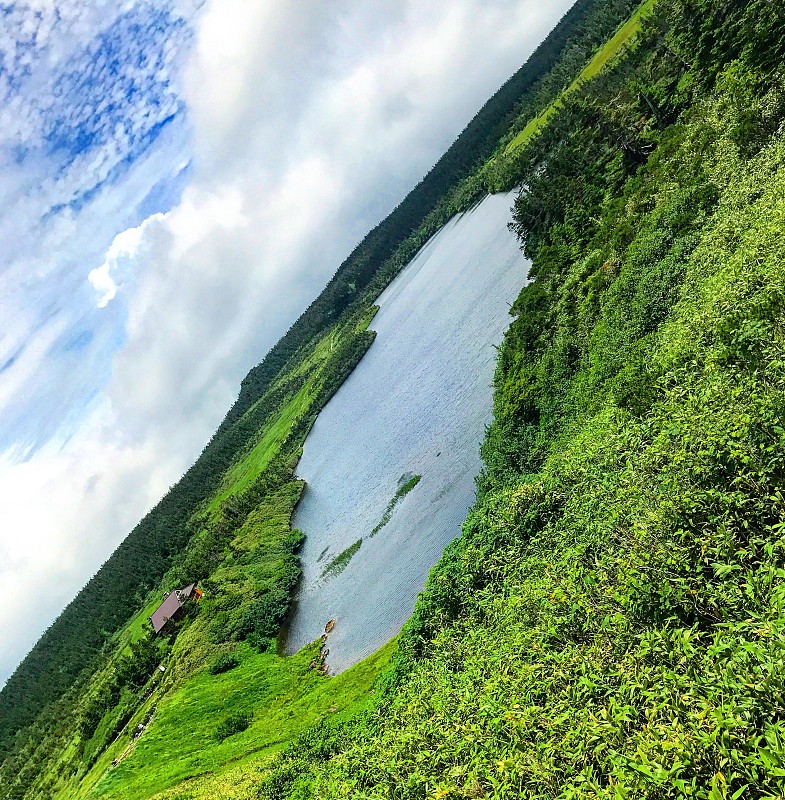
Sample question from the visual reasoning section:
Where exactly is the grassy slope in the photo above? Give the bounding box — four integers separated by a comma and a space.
311, 141, 785, 797
7, 5, 665, 799
206, 383, 313, 515
502, 0, 654, 155
2, 4, 646, 774
81, 640, 395, 800
29, 309, 383, 800
251, 17, 785, 797
94, 5, 785, 798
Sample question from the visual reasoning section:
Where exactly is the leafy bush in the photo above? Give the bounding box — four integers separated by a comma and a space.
208, 654, 239, 675
214, 712, 251, 741
236, 590, 290, 640
115, 633, 161, 689
246, 634, 277, 654
282, 529, 305, 553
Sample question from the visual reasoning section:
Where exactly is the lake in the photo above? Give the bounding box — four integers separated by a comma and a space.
285, 191, 529, 672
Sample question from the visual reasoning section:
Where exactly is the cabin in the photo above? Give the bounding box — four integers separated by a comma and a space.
150, 583, 203, 634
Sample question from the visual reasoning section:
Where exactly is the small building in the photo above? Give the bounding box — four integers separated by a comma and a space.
150, 583, 203, 634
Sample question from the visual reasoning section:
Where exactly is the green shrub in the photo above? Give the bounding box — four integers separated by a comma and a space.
208, 653, 239, 675
236, 590, 290, 639
215, 712, 251, 741
247, 634, 277, 653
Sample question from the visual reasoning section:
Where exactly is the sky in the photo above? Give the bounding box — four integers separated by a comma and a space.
0, 0, 574, 685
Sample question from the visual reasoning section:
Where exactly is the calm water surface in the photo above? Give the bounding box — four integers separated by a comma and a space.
286, 192, 529, 672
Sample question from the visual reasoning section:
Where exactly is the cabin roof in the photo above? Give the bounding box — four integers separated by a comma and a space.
150, 584, 197, 634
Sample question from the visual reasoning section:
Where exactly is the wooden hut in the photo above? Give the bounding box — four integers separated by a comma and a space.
150, 583, 202, 634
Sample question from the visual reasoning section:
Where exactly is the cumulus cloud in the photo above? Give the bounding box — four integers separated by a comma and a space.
88, 213, 168, 308
0, 0, 574, 683
108, 0, 575, 438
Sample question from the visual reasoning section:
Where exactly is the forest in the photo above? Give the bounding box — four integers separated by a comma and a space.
5, 0, 785, 797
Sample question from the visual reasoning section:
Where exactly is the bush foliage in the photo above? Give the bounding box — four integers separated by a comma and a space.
215, 712, 252, 742
208, 654, 239, 676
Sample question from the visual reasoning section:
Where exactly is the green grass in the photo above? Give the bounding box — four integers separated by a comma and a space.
122, 595, 164, 645
38, 307, 389, 800
26, 8, 783, 799
577, 0, 654, 81
206, 383, 313, 515
206, 307, 379, 520
503, 0, 655, 155
321, 539, 363, 579
369, 474, 422, 537
202, 482, 304, 637
78, 639, 396, 800
243, 307, 378, 421
31, 312, 380, 800
258, 51, 785, 798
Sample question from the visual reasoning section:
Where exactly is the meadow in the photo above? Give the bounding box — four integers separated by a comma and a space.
80, 640, 395, 800
501, 0, 655, 155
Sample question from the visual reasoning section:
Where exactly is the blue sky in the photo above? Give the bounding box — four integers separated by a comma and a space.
0, 0, 195, 458
0, 0, 573, 685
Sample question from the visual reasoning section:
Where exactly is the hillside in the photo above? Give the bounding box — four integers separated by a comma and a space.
6, 0, 785, 797
0, 2, 640, 798
260, 1, 785, 796
0, 0, 635, 761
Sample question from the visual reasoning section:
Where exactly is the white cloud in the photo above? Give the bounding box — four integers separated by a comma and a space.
106, 0, 574, 438
0, 0, 198, 456
88, 213, 168, 308
0, 0, 574, 683
0, 400, 182, 682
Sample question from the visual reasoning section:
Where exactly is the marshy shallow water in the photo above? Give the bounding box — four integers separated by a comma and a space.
286, 192, 529, 672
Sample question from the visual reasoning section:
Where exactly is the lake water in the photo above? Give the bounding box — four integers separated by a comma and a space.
285, 192, 529, 672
